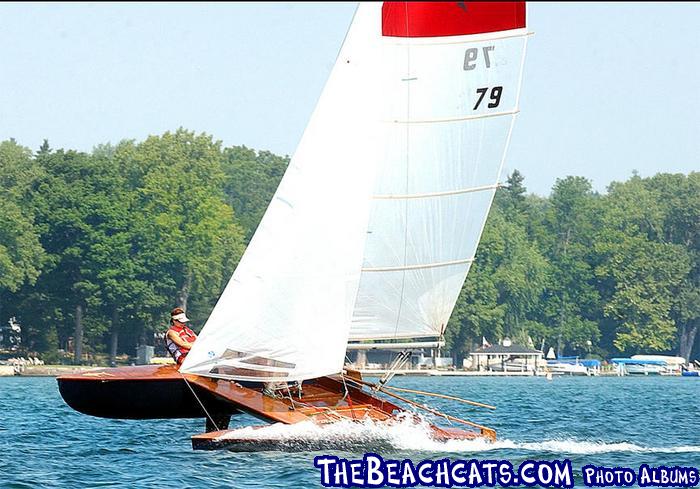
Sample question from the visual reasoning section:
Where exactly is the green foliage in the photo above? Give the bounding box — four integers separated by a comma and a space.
593, 175, 695, 354
3, 131, 248, 359
121, 129, 246, 326
0, 140, 46, 293
539, 177, 601, 354
1, 131, 697, 363
221, 145, 289, 242
448, 170, 699, 361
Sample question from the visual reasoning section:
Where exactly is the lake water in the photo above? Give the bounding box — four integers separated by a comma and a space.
0, 375, 698, 488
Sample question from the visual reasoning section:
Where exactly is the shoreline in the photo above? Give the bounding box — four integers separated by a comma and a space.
1, 365, 101, 377
0, 365, 677, 378
358, 369, 622, 377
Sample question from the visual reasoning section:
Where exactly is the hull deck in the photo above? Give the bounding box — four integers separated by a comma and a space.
58, 365, 494, 451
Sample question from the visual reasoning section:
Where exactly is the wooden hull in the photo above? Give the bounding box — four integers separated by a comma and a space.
191, 425, 481, 451
58, 365, 494, 450
192, 422, 491, 452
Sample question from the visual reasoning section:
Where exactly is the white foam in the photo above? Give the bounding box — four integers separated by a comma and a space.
512, 440, 700, 455
217, 415, 700, 454
218, 412, 439, 450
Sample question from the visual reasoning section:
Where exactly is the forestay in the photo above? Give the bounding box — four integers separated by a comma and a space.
181, 4, 384, 382
350, 2, 529, 341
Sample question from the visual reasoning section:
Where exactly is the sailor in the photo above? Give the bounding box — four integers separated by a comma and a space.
165, 307, 198, 367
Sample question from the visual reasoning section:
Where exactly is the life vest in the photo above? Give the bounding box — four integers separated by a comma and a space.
165, 323, 197, 365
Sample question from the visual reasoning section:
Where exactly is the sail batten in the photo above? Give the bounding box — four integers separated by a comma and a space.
373, 183, 500, 200
391, 109, 519, 124
362, 258, 474, 273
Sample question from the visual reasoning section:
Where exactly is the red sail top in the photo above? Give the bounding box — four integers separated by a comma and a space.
382, 2, 526, 38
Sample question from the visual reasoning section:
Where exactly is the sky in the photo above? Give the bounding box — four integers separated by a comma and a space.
1, 2, 698, 196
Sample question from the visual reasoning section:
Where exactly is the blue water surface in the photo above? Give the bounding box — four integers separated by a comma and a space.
0, 375, 698, 488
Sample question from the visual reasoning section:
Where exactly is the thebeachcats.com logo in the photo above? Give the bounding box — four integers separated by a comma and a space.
314, 454, 699, 488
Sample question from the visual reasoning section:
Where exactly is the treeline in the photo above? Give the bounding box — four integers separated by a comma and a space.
446, 171, 699, 363
0, 130, 697, 364
0, 129, 287, 364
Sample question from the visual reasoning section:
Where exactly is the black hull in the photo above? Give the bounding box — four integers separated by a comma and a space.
57, 365, 239, 420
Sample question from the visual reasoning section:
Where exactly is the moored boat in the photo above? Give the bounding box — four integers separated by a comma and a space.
631, 355, 686, 375
612, 358, 667, 376
546, 361, 589, 376
547, 358, 600, 376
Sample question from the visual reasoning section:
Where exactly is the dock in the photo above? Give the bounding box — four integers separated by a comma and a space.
358, 369, 536, 377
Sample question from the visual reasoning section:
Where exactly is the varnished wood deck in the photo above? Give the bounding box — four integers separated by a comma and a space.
58, 364, 494, 450
187, 372, 492, 450
183, 373, 401, 425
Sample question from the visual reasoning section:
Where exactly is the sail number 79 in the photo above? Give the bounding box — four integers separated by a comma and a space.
464, 46, 495, 70
473, 86, 503, 110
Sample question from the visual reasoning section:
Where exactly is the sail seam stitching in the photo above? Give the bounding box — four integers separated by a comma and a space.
373, 183, 499, 200
385, 30, 533, 46
347, 341, 445, 350
362, 257, 474, 273
391, 109, 518, 124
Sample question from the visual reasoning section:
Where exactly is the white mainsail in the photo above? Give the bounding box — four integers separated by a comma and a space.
182, 2, 529, 381
350, 3, 529, 341
180, 4, 383, 382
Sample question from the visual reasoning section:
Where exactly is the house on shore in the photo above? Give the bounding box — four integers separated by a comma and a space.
468, 340, 544, 374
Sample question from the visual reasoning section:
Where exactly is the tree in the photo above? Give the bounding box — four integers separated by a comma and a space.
0, 140, 45, 295
221, 146, 289, 241
539, 177, 601, 356
645, 173, 700, 360
496, 169, 528, 220
490, 212, 549, 339
595, 175, 692, 354
0, 140, 47, 353
3, 130, 697, 365
27, 147, 146, 361
123, 129, 246, 323
446, 200, 548, 360
446, 249, 505, 364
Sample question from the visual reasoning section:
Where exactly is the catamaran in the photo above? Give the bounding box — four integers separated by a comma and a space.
58, 1, 530, 451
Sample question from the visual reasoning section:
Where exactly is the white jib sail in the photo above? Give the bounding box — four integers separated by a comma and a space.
349, 12, 529, 341
181, 4, 383, 382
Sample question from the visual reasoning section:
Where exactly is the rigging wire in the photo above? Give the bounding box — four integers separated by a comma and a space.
379, 384, 496, 410
180, 374, 220, 432
344, 376, 494, 434
284, 384, 296, 410
340, 373, 357, 420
